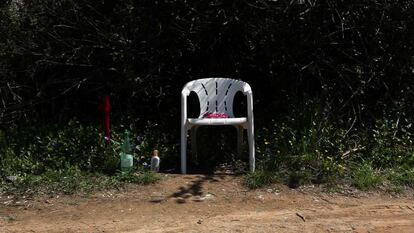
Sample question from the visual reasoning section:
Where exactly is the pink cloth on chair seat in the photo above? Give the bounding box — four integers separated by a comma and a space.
203, 112, 230, 118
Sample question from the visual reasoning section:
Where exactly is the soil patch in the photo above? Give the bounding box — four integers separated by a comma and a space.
1, 174, 414, 232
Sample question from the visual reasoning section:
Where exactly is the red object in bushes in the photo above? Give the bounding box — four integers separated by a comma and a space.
103, 95, 111, 145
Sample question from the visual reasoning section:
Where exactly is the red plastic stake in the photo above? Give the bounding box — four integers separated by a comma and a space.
103, 95, 111, 145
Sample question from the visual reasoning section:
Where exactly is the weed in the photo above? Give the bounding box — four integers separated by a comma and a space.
287, 171, 312, 188
350, 163, 384, 190
2, 216, 16, 222
245, 170, 280, 189
386, 168, 414, 188
324, 185, 343, 193
2, 166, 160, 196
114, 171, 161, 185
386, 185, 404, 194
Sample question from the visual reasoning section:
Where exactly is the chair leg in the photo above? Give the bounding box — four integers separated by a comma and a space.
237, 126, 243, 157
247, 122, 255, 172
191, 126, 198, 164
181, 125, 187, 174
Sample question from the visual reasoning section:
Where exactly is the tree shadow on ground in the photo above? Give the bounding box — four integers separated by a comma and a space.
169, 174, 226, 204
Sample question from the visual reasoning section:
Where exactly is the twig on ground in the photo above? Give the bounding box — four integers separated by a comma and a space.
341, 146, 365, 159
295, 212, 306, 222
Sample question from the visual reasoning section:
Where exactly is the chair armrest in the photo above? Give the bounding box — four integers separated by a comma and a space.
242, 82, 253, 95
182, 89, 191, 97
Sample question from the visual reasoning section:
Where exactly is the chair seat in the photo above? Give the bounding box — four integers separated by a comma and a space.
187, 117, 247, 126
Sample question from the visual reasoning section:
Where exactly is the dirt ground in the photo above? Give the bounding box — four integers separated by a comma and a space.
1, 174, 414, 233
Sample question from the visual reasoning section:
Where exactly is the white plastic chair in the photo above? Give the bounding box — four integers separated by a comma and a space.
181, 78, 255, 174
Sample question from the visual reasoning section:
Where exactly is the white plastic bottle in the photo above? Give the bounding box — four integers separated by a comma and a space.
150, 150, 160, 172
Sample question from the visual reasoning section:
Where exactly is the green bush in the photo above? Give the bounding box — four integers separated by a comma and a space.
0, 120, 117, 176
255, 103, 348, 184
0, 119, 176, 177
368, 116, 414, 168
0, 119, 165, 195
134, 121, 178, 167
251, 107, 413, 189
1, 0, 413, 192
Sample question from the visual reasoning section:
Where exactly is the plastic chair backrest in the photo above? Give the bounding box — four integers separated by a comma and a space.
182, 78, 251, 118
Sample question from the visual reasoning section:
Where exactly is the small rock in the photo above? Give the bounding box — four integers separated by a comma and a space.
150, 196, 165, 203
3, 200, 12, 205
203, 193, 215, 200
197, 219, 203, 224
192, 196, 203, 202
5, 176, 19, 183
176, 197, 186, 203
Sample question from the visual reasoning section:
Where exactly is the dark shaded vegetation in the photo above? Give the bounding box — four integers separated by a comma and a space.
1, 0, 413, 192
2, 166, 160, 196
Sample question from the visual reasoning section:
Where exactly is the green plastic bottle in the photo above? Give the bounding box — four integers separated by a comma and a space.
120, 130, 133, 173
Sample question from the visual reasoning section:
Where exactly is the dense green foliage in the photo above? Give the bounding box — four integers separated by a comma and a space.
1, 0, 413, 190
0, 120, 172, 175
1, 0, 413, 122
